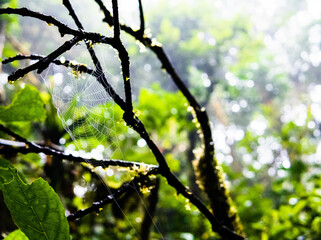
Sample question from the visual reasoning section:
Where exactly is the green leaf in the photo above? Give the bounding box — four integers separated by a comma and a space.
4, 229, 29, 240
0, 85, 46, 122
2, 164, 70, 240
0, 158, 27, 190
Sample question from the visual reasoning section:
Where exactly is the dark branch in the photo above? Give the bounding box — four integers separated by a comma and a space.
122, 111, 244, 239
0, 140, 158, 170
111, 0, 133, 116
0, 125, 158, 171
111, 0, 120, 40
62, 0, 83, 30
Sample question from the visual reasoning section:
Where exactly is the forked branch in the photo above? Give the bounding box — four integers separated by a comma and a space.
92, 0, 245, 236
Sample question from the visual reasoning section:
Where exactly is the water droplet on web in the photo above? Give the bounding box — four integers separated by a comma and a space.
66, 119, 73, 126
63, 85, 72, 94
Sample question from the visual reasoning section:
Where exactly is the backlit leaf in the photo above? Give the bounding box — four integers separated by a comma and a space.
0, 85, 46, 122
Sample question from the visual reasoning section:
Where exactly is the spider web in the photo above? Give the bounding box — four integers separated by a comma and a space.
40, 42, 164, 239
41, 42, 122, 159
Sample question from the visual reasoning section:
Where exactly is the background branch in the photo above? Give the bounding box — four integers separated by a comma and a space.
67, 173, 156, 221
140, 177, 159, 240
0, 125, 158, 171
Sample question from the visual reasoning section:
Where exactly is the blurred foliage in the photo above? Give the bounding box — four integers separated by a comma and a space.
0, 85, 46, 122
0, 0, 321, 239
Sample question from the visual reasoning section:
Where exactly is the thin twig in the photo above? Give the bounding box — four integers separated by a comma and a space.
62, 0, 110, 89
0, 7, 114, 45
94, 0, 113, 24
3, 54, 94, 74
0, 7, 79, 37
2, 53, 127, 111
62, 0, 128, 114
138, 0, 145, 33
7, 36, 82, 81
